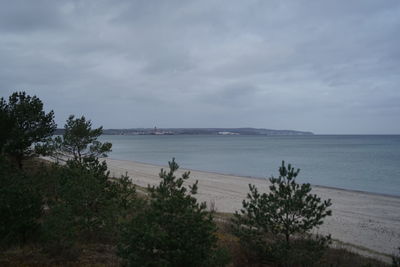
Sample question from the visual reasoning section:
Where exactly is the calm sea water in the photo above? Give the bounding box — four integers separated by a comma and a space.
99, 135, 400, 197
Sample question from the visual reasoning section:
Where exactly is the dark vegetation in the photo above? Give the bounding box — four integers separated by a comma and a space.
48, 115, 112, 163
0, 91, 392, 266
118, 158, 229, 267
393, 248, 400, 267
0, 92, 56, 168
231, 161, 332, 266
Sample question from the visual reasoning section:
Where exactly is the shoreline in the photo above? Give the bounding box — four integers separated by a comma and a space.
107, 157, 400, 199
105, 157, 400, 261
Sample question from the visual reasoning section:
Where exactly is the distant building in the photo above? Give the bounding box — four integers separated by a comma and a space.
217, 131, 239, 135
153, 126, 173, 135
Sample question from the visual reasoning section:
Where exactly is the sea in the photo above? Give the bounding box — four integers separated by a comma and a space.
99, 135, 400, 197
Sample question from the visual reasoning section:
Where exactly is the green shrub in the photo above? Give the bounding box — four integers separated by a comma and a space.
42, 158, 136, 251
118, 158, 229, 267
393, 247, 400, 267
0, 157, 42, 246
108, 173, 139, 220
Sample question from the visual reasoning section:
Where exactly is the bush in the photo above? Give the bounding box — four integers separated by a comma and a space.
393, 247, 400, 267
42, 158, 137, 253
0, 157, 42, 246
108, 173, 140, 220
118, 158, 228, 267
232, 161, 332, 266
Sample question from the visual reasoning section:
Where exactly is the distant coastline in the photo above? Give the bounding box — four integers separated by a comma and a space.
55, 127, 314, 136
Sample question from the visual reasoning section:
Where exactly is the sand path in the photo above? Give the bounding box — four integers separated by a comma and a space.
105, 158, 400, 260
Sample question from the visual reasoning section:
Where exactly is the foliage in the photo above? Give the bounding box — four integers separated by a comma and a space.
232, 161, 332, 265
0, 156, 42, 246
0, 99, 13, 153
393, 247, 400, 267
40, 135, 64, 163
118, 158, 227, 267
51, 115, 112, 162
108, 173, 140, 220
42, 158, 136, 248
0, 92, 56, 168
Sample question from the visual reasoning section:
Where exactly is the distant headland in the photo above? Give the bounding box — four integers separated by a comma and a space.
55, 127, 313, 136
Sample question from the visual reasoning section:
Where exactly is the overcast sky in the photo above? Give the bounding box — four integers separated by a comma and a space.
0, 0, 399, 134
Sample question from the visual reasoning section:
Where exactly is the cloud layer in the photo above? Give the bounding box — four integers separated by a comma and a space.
1, 0, 399, 133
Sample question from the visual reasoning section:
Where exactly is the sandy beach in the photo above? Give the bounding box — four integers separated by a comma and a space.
105, 158, 400, 260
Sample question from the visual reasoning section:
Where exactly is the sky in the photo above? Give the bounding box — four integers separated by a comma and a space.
0, 0, 399, 134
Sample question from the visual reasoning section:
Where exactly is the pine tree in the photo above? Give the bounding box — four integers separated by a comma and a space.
51, 115, 112, 163
232, 161, 332, 265
118, 158, 225, 267
0, 92, 56, 168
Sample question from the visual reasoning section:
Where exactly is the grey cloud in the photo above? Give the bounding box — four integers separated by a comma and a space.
0, 0, 399, 134
0, 0, 68, 32
200, 83, 259, 107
